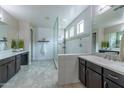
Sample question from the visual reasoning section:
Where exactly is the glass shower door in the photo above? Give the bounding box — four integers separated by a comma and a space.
53, 17, 59, 69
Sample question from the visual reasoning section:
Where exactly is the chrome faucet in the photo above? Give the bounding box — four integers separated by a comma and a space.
103, 52, 119, 61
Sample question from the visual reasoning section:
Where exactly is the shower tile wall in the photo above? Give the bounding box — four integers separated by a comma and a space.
65, 6, 92, 54
33, 27, 54, 61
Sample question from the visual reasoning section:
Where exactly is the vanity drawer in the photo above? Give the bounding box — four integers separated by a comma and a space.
79, 58, 86, 65
0, 56, 15, 65
104, 68, 124, 87
87, 61, 102, 74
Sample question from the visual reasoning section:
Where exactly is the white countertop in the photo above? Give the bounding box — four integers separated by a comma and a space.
79, 55, 124, 75
0, 50, 28, 60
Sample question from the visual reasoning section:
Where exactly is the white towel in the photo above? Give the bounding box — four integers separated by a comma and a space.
40, 43, 47, 55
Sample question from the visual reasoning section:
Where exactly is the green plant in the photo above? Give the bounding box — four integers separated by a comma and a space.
18, 39, 24, 48
11, 39, 17, 49
101, 41, 109, 49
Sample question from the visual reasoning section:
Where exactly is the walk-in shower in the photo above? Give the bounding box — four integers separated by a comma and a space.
30, 17, 59, 69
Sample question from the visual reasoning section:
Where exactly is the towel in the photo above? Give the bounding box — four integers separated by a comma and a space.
40, 43, 47, 55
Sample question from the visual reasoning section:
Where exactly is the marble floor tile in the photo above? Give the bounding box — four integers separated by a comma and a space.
63, 82, 85, 88
3, 60, 59, 88
2, 60, 84, 88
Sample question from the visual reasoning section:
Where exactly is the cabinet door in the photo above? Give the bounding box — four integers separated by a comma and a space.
104, 78, 122, 88
21, 53, 28, 65
86, 68, 102, 88
16, 59, 20, 72
16, 55, 21, 72
79, 63, 85, 85
8, 61, 16, 80
0, 64, 8, 87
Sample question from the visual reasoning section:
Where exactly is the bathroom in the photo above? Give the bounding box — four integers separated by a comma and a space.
0, 4, 124, 89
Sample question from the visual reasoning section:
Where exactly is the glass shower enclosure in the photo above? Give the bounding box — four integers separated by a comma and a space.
53, 17, 59, 69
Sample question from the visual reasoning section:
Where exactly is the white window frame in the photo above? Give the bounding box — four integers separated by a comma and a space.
69, 26, 74, 38
77, 20, 84, 34
65, 30, 69, 39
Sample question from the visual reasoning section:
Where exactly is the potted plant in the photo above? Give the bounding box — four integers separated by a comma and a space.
18, 39, 24, 51
11, 39, 17, 51
101, 41, 109, 49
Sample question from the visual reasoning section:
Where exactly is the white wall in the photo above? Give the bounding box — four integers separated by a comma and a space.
18, 20, 32, 64
65, 6, 92, 54
33, 27, 54, 61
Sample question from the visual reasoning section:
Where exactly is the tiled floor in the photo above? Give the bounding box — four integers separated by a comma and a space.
3, 60, 59, 88
63, 82, 85, 88
2, 60, 84, 88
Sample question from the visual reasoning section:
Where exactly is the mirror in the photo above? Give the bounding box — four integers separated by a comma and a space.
0, 24, 8, 51
0, 22, 18, 51
92, 5, 124, 52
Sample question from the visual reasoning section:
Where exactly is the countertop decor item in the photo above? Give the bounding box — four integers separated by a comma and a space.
18, 39, 24, 50
11, 39, 17, 49
101, 41, 109, 49
0, 37, 8, 50
0, 37, 7, 42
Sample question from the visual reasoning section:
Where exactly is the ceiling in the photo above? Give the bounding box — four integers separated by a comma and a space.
1, 5, 88, 29
93, 5, 124, 29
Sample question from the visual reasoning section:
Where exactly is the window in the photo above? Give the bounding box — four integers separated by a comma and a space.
65, 30, 69, 39
69, 26, 74, 37
77, 20, 84, 34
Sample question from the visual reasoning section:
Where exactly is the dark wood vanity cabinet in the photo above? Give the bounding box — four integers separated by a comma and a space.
0, 52, 29, 87
86, 62, 102, 88
86, 68, 102, 88
0, 56, 15, 87
21, 52, 28, 65
8, 60, 16, 80
0, 64, 8, 87
79, 59, 86, 85
79, 58, 102, 88
79, 58, 124, 88
103, 78, 121, 88
103, 68, 124, 88
16, 55, 21, 72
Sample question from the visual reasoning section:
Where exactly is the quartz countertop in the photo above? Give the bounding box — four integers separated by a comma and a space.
79, 55, 124, 75
0, 50, 28, 60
